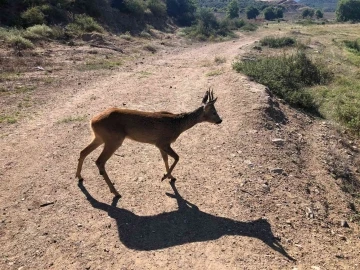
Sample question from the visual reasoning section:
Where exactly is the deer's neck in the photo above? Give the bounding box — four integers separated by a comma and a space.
178, 107, 204, 133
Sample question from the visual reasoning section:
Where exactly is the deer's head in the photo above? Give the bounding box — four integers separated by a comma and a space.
201, 89, 222, 124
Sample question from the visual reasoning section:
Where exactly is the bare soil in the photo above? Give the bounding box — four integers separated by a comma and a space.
1, 31, 360, 270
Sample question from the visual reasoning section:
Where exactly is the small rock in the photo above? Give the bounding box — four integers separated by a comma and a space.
77, 223, 82, 227
262, 184, 270, 192
340, 220, 350, 228
270, 168, 283, 174
244, 160, 253, 167
305, 207, 314, 218
272, 138, 285, 145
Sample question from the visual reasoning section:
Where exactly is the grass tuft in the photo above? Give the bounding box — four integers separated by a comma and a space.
260, 36, 296, 48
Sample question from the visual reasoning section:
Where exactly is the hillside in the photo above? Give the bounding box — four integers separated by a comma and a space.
298, 0, 338, 12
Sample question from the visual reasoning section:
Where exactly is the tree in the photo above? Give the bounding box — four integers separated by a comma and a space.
166, 0, 197, 26
264, 7, 276, 20
336, 0, 360, 21
246, 6, 260, 20
276, 7, 284, 19
302, 8, 315, 18
315, 9, 324, 19
197, 8, 218, 30
227, 0, 239, 18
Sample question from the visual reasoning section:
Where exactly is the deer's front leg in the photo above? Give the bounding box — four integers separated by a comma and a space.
158, 145, 179, 181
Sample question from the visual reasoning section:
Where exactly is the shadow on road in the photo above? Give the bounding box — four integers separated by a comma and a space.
78, 180, 295, 261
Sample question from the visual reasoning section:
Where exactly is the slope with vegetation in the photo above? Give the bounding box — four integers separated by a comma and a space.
298, 0, 338, 12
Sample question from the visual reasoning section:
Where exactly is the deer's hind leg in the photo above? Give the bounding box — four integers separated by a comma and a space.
76, 136, 103, 181
96, 136, 125, 197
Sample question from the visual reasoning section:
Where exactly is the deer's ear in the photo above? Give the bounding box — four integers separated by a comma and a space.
201, 91, 209, 105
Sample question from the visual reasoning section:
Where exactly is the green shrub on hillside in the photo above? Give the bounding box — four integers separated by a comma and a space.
7, 35, 34, 50
148, 0, 167, 17
21, 6, 45, 26
336, 0, 360, 22
344, 39, 360, 53
122, 0, 146, 16
23, 24, 54, 40
67, 14, 104, 35
336, 98, 360, 134
260, 36, 296, 48
233, 51, 331, 111
166, 0, 197, 26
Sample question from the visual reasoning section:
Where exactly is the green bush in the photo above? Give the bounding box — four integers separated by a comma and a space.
227, 0, 239, 19
336, 99, 360, 134
260, 36, 296, 48
240, 23, 258, 32
233, 51, 331, 111
7, 35, 34, 50
166, 0, 197, 26
23, 24, 54, 40
344, 39, 360, 53
148, 0, 167, 17
67, 14, 104, 34
302, 8, 315, 19
246, 6, 260, 20
123, 0, 146, 16
21, 6, 45, 27
336, 0, 360, 22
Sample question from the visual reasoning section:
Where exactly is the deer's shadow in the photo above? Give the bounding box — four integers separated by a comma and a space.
78, 181, 294, 261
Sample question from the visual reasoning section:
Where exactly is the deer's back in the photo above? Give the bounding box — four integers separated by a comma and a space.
91, 108, 182, 144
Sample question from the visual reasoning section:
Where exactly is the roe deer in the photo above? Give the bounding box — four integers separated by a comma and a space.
76, 89, 222, 197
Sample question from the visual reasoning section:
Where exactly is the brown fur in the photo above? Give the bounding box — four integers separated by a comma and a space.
76, 90, 222, 197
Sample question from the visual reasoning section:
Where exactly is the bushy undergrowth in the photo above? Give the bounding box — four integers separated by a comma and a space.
67, 14, 104, 35
344, 39, 360, 53
233, 51, 331, 111
332, 77, 360, 134
7, 35, 34, 50
260, 36, 296, 48
183, 9, 256, 41
23, 24, 54, 40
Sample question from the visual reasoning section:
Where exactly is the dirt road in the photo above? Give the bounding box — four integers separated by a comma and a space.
1, 32, 359, 269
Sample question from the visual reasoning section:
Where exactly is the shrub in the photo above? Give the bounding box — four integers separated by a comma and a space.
240, 23, 258, 32
148, 0, 167, 17
336, 0, 360, 22
344, 39, 360, 53
315, 9, 324, 19
21, 6, 45, 27
336, 99, 360, 134
227, 0, 239, 19
260, 36, 296, 48
233, 18, 245, 28
302, 8, 315, 19
67, 14, 104, 34
246, 6, 260, 20
123, 0, 146, 16
166, 0, 197, 26
233, 51, 331, 111
7, 35, 34, 50
264, 7, 283, 20
23, 24, 54, 40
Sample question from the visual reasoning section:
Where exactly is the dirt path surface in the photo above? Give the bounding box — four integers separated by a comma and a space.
1, 33, 359, 270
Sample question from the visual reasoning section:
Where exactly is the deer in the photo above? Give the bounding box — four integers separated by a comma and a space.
76, 89, 222, 197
